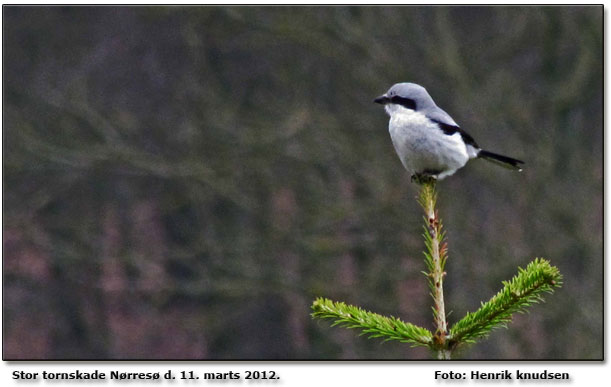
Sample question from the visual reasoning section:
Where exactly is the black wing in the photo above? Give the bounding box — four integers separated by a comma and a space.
430, 119, 479, 149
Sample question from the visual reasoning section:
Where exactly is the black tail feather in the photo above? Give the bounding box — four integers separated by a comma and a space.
478, 150, 524, 171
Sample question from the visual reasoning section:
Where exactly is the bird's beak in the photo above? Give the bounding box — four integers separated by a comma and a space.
374, 94, 389, 104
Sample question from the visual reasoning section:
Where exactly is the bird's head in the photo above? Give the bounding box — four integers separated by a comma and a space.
374, 82, 436, 116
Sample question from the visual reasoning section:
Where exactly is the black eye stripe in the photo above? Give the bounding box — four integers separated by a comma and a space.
390, 96, 416, 110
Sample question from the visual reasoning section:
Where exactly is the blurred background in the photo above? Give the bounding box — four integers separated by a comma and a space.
2, 6, 602, 360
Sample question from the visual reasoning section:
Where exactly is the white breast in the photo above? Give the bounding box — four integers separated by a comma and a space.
387, 107, 470, 179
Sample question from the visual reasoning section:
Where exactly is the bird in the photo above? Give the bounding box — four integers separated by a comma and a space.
374, 82, 524, 181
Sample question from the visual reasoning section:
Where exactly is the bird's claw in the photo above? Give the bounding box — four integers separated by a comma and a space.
411, 174, 437, 185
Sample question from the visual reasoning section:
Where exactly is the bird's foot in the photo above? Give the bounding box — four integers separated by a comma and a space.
411, 173, 438, 185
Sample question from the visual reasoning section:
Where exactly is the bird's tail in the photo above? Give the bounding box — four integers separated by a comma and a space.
478, 150, 524, 171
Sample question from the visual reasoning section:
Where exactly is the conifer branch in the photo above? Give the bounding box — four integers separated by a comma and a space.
311, 175, 562, 359
311, 297, 433, 347
417, 178, 449, 358
448, 258, 562, 347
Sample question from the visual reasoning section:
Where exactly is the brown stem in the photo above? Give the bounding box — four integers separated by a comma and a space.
420, 180, 449, 359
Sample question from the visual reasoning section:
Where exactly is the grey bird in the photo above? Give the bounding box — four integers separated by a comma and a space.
374, 82, 524, 180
